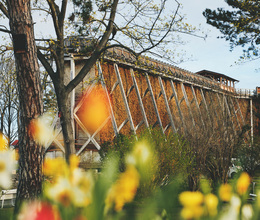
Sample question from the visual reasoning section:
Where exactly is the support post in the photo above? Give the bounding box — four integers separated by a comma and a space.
114, 64, 136, 134
145, 73, 164, 132
97, 62, 118, 136
70, 55, 75, 140
200, 88, 213, 128
223, 95, 236, 135
181, 83, 195, 128
191, 85, 205, 130
158, 76, 176, 133
229, 97, 242, 132
250, 98, 253, 143
130, 69, 149, 129
170, 80, 187, 134
208, 91, 220, 129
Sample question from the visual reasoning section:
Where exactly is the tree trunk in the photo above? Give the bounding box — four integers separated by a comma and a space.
0, 111, 4, 133
54, 35, 76, 161
56, 86, 75, 162
7, 92, 11, 140
6, 0, 44, 214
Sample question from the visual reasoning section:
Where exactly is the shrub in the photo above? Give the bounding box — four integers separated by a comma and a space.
100, 128, 195, 198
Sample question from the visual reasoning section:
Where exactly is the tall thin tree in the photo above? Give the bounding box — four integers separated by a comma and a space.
6, 0, 44, 213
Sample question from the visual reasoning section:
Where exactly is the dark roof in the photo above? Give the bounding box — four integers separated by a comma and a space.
11, 140, 18, 146
196, 70, 239, 82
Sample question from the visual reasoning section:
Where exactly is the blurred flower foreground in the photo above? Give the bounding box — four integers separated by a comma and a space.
1, 135, 260, 220
0, 86, 259, 220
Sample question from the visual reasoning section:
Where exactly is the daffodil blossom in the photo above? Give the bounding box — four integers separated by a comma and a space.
0, 150, 15, 189
45, 177, 74, 207
71, 168, 93, 207
220, 195, 241, 220
28, 113, 57, 147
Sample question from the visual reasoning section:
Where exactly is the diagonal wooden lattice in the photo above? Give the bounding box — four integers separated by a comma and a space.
45, 60, 252, 155
73, 65, 116, 155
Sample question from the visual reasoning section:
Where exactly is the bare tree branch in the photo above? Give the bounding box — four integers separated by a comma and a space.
37, 49, 56, 83
66, 0, 119, 94
46, 0, 62, 39
0, 2, 9, 18
0, 27, 11, 34
59, 0, 67, 28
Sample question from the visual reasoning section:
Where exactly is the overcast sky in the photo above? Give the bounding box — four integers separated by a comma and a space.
176, 0, 259, 90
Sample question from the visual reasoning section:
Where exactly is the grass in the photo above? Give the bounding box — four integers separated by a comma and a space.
0, 208, 13, 220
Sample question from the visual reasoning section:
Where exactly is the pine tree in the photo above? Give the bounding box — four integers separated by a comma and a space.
6, 0, 44, 214
203, 0, 260, 60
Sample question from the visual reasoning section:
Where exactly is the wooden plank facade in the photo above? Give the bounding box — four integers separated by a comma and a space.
45, 47, 257, 165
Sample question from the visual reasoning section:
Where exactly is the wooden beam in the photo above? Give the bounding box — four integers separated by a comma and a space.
181, 83, 196, 128
145, 73, 164, 132
170, 80, 187, 134
97, 62, 118, 136
130, 69, 150, 129
158, 76, 176, 133
200, 88, 213, 128
229, 96, 242, 132
191, 85, 205, 130
114, 64, 136, 134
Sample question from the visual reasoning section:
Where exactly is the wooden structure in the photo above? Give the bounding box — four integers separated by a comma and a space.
196, 70, 239, 92
256, 87, 260, 96
0, 189, 17, 208
45, 47, 256, 162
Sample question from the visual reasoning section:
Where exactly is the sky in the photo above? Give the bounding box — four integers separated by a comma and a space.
1, 0, 258, 90
176, 0, 259, 90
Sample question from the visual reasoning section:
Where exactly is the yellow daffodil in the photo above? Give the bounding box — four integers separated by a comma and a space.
45, 177, 74, 207
0, 150, 15, 189
205, 193, 218, 216
71, 169, 93, 207
0, 133, 8, 151
44, 154, 94, 208
220, 195, 241, 220
219, 184, 232, 202
133, 142, 150, 163
105, 165, 140, 211
181, 206, 204, 220
179, 191, 204, 220
69, 154, 80, 172
28, 113, 57, 146
43, 157, 67, 179
242, 204, 253, 220
126, 141, 152, 166
231, 195, 241, 212
179, 191, 204, 207
237, 172, 251, 195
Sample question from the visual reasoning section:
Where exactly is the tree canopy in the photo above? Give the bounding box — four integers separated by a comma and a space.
203, 0, 260, 61
0, 0, 200, 160
0, 0, 202, 208
0, 55, 18, 143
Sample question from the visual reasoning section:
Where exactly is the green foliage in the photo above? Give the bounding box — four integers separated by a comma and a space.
100, 133, 135, 172
0, 56, 18, 141
41, 71, 57, 114
100, 128, 195, 198
71, 0, 93, 25
203, 0, 260, 61
0, 208, 13, 219
136, 176, 184, 220
237, 136, 260, 177
85, 153, 120, 220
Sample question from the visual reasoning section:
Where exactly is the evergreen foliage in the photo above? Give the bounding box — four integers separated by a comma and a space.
203, 0, 260, 60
